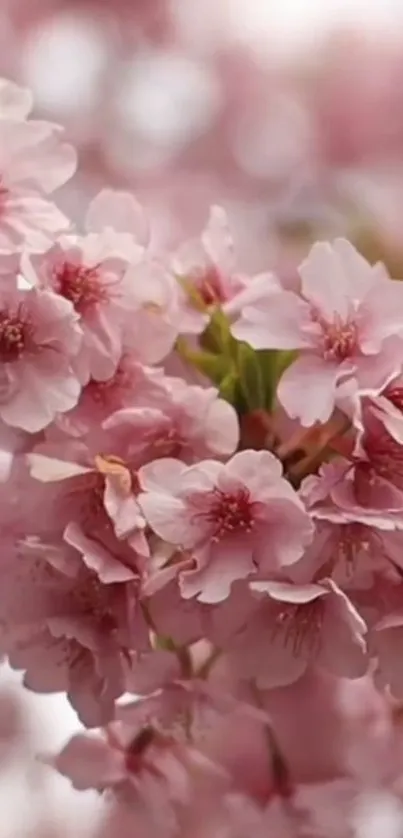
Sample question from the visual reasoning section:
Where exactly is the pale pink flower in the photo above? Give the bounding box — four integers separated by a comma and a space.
85, 188, 150, 246
173, 205, 277, 334
26, 229, 174, 381
103, 378, 239, 466
299, 395, 403, 525
0, 118, 76, 253
0, 273, 82, 432
225, 579, 368, 688
232, 239, 403, 425
0, 538, 147, 725
138, 450, 313, 603
27, 444, 148, 559
51, 719, 227, 835
55, 356, 168, 438
290, 516, 403, 591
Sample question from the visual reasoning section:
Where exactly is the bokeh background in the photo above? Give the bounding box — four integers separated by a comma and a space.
2, 0, 403, 834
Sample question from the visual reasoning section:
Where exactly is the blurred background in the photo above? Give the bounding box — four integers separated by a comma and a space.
3, 0, 403, 834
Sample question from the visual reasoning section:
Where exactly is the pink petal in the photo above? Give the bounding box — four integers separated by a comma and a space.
278, 355, 340, 425
232, 291, 311, 351
180, 540, 255, 603
299, 241, 352, 321
85, 189, 150, 245
52, 732, 125, 790
64, 522, 136, 583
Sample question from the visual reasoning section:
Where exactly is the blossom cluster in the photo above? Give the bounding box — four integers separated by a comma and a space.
4, 76, 403, 836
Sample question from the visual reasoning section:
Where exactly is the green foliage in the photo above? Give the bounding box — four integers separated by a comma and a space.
176, 308, 297, 416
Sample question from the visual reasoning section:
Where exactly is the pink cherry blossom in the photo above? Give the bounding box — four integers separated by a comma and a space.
27, 443, 148, 559
0, 537, 148, 725
0, 117, 76, 253
225, 578, 367, 688
26, 229, 177, 381
298, 395, 403, 526
138, 450, 313, 603
232, 238, 403, 425
55, 356, 168, 438
51, 717, 228, 836
173, 205, 278, 334
85, 189, 150, 246
0, 272, 82, 431
103, 378, 239, 466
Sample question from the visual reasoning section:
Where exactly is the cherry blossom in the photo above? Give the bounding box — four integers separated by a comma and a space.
173, 205, 279, 334
232, 239, 403, 425
103, 378, 239, 466
0, 117, 76, 253
225, 578, 368, 688
0, 272, 82, 431
0, 537, 148, 725
138, 450, 313, 602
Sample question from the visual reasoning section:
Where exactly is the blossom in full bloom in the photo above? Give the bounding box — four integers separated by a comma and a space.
232, 239, 403, 425
173, 205, 279, 334
222, 579, 368, 688
26, 215, 179, 382
0, 272, 82, 431
103, 377, 239, 466
138, 450, 313, 602
0, 114, 76, 253
0, 537, 148, 726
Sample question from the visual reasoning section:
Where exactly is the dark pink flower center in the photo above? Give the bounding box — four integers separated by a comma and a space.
149, 426, 186, 459
0, 309, 33, 362
273, 599, 324, 656
206, 487, 254, 541
312, 310, 358, 362
54, 262, 108, 313
193, 265, 226, 307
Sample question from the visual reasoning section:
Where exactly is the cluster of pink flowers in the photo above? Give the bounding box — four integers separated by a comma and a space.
4, 76, 403, 836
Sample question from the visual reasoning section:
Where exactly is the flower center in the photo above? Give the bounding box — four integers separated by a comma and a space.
272, 599, 324, 657
206, 487, 254, 541
54, 262, 108, 314
312, 310, 358, 362
149, 426, 186, 459
193, 265, 226, 308
0, 309, 32, 362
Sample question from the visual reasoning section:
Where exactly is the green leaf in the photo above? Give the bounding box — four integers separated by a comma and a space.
237, 342, 265, 411
219, 370, 239, 404
200, 307, 236, 356
175, 338, 229, 386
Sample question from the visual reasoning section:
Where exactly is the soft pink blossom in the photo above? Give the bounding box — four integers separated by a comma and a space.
173, 205, 278, 334
0, 538, 147, 725
26, 230, 176, 381
27, 444, 148, 559
51, 717, 227, 835
224, 578, 368, 688
103, 378, 239, 466
0, 272, 82, 431
138, 450, 313, 603
232, 239, 403, 425
55, 356, 168, 438
0, 118, 76, 253
85, 189, 150, 246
